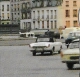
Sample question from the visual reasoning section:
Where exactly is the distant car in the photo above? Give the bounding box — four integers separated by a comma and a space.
61, 39, 80, 69
29, 35, 62, 56
65, 31, 80, 48
19, 32, 37, 38
45, 31, 60, 39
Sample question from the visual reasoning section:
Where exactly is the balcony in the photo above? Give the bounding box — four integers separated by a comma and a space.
21, 8, 31, 13
21, 9, 26, 13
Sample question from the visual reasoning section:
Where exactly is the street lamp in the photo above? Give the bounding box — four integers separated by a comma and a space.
78, 8, 80, 77
0, 16, 1, 25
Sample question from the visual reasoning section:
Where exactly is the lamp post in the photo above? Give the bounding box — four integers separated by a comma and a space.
78, 8, 80, 77
78, 8, 80, 63
0, 16, 1, 25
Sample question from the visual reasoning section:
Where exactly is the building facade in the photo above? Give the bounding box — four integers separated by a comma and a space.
31, 7, 58, 30
0, 1, 11, 24
10, 0, 21, 24
60, 0, 80, 28
20, 0, 63, 31
20, 0, 31, 32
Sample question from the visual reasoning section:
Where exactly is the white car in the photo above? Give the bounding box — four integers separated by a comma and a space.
60, 39, 80, 69
29, 35, 62, 56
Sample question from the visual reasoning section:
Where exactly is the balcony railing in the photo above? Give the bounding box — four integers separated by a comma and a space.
32, 0, 63, 8
21, 8, 31, 13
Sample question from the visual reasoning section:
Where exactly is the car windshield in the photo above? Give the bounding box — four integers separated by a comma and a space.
69, 40, 80, 49
68, 32, 80, 38
68, 33, 75, 38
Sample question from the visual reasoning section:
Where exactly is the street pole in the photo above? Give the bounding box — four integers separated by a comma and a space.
78, 8, 80, 77
78, 8, 80, 63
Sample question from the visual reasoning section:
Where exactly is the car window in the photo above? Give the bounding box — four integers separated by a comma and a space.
75, 32, 80, 37
68, 33, 75, 37
69, 41, 79, 49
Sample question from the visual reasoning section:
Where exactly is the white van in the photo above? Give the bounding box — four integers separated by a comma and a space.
60, 27, 80, 39
19, 32, 37, 38
68, 31, 80, 38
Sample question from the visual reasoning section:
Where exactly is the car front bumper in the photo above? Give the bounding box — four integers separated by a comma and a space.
30, 49, 51, 52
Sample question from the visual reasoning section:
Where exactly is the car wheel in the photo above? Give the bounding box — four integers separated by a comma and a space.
66, 63, 74, 70
41, 52, 44, 55
50, 47, 55, 55
32, 52, 36, 56
58, 45, 62, 54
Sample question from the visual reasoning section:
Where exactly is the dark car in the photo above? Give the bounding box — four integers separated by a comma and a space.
45, 31, 60, 39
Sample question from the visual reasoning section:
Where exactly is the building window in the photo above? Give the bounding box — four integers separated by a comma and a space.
73, 1, 77, 6
42, 10, 44, 19
73, 21, 77, 27
51, 21, 53, 29
17, 4, 19, 11
73, 9, 77, 17
2, 5, 4, 11
18, 13, 19, 15
33, 11, 35, 19
22, 3, 26, 8
54, 20, 57, 28
38, 21, 40, 28
47, 20, 49, 28
14, 4, 16, 11
7, 22, 9, 24
12, 13, 13, 20
54, 10, 57, 19
23, 13, 26, 19
65, 1, 69, 7
46, 10, 49, 19
2, 13, 4, 19
7, 5, 9, 11
65, 10, 70, 17
38, 11, 40, 19
42, 21, 44, 29
51, 10, 53, 19
33, 21, 35, 28
66, 21, 70, 27
7, 13, 9, 19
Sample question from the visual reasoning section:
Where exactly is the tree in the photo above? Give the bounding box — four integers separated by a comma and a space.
55, 0, 63, 6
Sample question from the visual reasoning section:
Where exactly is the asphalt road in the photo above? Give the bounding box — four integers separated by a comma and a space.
0, 46, 80, 77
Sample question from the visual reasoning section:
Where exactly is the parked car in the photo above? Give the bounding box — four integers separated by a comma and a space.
19, 32, 37, 38
65, 31, 80, 48
61, 39, 80, 69
29, 35, 62, 56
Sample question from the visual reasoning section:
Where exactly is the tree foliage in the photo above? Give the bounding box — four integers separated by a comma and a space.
32, 0, 63, 6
